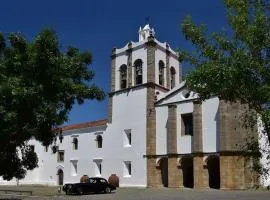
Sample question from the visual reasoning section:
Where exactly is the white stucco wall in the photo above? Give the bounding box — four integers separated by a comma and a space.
202, 97, 219, 152
156, 101, 194, 155
3, 106, 147, 187
110, 88, 147, 187
177, 102, 193, 154
156, 106, 168, 155
2, 85, 148, 187
12, 126, 107, 186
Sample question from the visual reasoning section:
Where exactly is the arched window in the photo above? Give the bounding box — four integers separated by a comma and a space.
120, 65, 127, 89
73, 137, 78, 150
96, 135, 103, 148
134, 59, 143, 85
158, 61, 165, 86
170, 67, 176, 89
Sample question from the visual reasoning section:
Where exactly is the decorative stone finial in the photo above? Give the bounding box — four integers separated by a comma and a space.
138, 24, 155, 42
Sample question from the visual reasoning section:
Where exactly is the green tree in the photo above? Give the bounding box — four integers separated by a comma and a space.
180, 0, 270, 144
0, 29, 105, 180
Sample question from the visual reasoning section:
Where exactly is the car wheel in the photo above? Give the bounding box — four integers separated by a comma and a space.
77, 187, 84, 195
105, 186, 111, 194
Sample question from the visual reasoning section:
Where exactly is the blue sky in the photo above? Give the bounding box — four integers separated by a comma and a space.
0, 0, 229, 125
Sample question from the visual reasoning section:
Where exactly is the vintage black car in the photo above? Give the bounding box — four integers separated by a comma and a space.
63, 177, 116, 195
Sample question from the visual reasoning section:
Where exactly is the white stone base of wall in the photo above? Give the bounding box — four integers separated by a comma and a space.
119, 184, 146, 188
0, 180, 57, 186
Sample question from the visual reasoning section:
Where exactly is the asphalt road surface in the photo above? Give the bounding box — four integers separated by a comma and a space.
0, 188, 270, 200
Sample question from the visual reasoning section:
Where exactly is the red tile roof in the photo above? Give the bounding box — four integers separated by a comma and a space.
61, 119, 107, 131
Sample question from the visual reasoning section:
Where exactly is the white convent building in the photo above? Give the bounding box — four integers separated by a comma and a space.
1, 25, 269, 189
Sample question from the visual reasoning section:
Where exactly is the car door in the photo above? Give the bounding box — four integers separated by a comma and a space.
99, 178, 108, 191
82, 182, 91, 193
88, 178, 97, 193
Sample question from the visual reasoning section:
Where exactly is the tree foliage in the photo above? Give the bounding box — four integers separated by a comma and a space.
0, 29, 105, 180
180, 0, 270, 144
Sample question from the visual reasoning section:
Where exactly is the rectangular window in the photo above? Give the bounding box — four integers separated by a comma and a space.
127, 163, 131, 175
98, 163, 102, 175
93, 159, 102, 176
127, 132, 131, 145
72, 137, 78, 150
123, 129, 132, 147
70, 160, 78, 176
123, 161, 132, 177
96, 135, 103, 148
181, 113, 193, 136
57, 150, 64, 162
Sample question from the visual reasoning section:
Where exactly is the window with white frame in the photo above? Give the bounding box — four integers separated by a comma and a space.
123, 129, 132, 147
181, 113, 193, 136
70, 160, 78, 176
93, 159, 102, 176
57, 150, 64, 162
123, 161, 132, 177
98, 163, 102, 175
72, 137, 78, 150
96, 135, 103, 148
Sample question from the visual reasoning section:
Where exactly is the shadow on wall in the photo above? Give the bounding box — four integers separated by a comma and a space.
157, 157, 168, 187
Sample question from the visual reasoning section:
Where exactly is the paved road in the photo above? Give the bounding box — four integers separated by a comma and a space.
0, 188, 270, 200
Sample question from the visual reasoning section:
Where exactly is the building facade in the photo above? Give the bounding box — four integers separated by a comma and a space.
1, 25, 269, 189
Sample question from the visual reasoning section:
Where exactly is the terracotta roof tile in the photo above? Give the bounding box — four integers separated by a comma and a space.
61, 119, 107, 131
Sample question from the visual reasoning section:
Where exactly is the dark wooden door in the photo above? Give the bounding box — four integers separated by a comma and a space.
58, 169, 64, 185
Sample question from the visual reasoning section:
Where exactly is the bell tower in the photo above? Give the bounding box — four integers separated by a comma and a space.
107, 25, 182, 187
109, 24, 181, 94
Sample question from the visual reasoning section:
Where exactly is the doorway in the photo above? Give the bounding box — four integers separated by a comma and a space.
160, 157, 168, 187
181, 156, 194, 188
207, 155, 220, 189
57, 169, 64, 185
